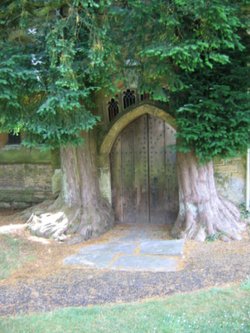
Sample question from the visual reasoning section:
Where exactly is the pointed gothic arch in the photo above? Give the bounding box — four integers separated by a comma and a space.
98, 103, 178, 223
100, 103, 176, 157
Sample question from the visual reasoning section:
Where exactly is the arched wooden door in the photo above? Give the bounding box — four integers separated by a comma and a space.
110, 114, 178, 224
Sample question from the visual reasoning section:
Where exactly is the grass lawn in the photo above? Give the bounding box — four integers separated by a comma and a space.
1, 281, 249, 333
0, 234, 35, 280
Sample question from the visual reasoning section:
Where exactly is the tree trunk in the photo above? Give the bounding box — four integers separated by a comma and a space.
172, 152, 245, 241
26, 132, 114, 242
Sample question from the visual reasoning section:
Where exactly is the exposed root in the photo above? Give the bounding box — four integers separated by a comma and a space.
172, 198, 246, 242
27, 208, 80, 241
172, 151, 246, 242
22, 135, 116, 243
24, 197, 114, 242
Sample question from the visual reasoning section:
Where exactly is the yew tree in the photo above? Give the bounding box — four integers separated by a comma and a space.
109, 0, 249, 240
0, 0, 249, 241
0, 0, 117, 241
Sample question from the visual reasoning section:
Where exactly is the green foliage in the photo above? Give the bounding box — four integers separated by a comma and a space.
239, 203, 250, 220
0, 0, 115, 148
206, 232, 225, 242
108, 0, 250, 162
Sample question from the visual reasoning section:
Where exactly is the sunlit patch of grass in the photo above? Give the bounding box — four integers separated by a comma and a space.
0, 282, 249, 333
0, 235, 35, 280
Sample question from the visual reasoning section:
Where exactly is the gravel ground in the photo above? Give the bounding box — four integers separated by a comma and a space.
0, 238, 249, 317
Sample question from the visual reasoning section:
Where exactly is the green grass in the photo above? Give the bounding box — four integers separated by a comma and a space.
0, 235, 34, 280
1, 282, 249, 333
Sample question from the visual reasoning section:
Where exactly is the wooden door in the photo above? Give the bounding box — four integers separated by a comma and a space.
110, 114, 178, 224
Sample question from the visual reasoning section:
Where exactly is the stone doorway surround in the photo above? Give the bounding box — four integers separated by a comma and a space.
98, 102, 177, 210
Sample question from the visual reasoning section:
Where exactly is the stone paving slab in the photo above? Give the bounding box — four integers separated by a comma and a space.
111, 255, 179, 272
64, 241, 184, 272
64, 251, 115, 268
78, 242, 136, 255
64, 225, 185, 272
140, 239, 184, 256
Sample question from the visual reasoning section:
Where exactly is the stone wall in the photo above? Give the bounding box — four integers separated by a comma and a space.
214, 155, 246, 205
0, 121, 247, 210
0, 164, 53, 208
0, 144, 57, 208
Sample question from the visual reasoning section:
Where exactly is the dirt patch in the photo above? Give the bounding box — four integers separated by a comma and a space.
0, 211, 147, 284
0, 209, 249, 316
0, 209, 249, 285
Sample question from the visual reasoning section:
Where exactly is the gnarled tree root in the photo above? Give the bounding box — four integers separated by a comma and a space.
23, 197, 114, 242
172, 152, 246, 242
172, 196, 246, 241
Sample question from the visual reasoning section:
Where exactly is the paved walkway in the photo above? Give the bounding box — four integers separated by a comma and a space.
64, 225, 184, 272
0, 223, 249, 316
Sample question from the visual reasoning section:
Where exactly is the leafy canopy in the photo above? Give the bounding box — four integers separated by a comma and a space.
108, 0, 249, 161
0, 0, 249, 161
0, 0, 116, 148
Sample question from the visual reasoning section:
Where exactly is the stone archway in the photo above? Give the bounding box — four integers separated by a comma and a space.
98, 103, 178, 224
100, 104, 176, 157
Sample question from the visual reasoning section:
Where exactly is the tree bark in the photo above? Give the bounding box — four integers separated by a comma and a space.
26, 132, 114, 242
172, 151, 245, 241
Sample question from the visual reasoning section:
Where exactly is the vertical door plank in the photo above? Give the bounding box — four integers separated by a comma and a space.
148, 115, 166, 224
110, 136, 123, 222
134, 115, 150, 223
121, 123, 136, 223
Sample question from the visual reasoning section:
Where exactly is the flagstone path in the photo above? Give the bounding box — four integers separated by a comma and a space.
64, 226, 185, 272
0, 222, 249, 317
